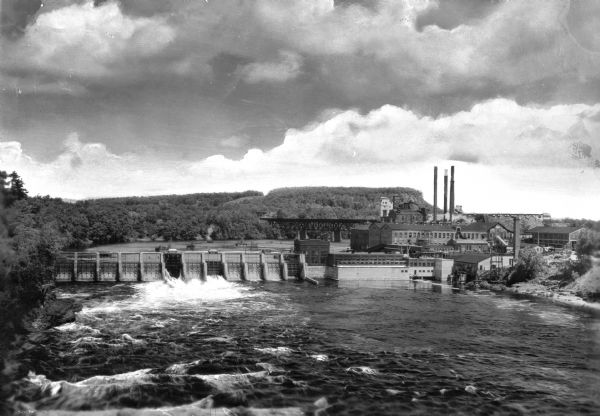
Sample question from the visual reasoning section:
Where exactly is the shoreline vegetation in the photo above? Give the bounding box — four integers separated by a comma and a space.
467, 242, 600, 313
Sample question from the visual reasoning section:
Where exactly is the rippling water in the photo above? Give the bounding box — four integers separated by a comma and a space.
13, 278, 600, 415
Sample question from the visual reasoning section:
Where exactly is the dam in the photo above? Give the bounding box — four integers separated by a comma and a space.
53, 251, 303, 282
53, 249, 457, 286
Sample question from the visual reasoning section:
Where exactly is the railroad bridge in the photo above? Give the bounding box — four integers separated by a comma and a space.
260, 217, 376, 242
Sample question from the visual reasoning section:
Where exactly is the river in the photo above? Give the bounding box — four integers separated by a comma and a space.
12, 279, 600, 415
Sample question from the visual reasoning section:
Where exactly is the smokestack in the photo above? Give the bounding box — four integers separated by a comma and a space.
513, 217, 521, 261
449, 165, 455, 223
443, 169, 448, 222
433, 166, 438, 223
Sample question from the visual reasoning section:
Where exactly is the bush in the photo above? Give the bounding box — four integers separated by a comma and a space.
570, 267, 600, 301
507, 248, 547, 286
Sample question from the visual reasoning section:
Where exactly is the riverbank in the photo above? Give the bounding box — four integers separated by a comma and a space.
476, 280, 600, 314
1, 285, 82, 413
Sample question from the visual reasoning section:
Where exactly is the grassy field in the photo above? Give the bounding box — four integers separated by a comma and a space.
86, 239, 351, 253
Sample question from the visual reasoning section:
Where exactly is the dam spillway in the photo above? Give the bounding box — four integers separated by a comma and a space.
53, 251, 300, 283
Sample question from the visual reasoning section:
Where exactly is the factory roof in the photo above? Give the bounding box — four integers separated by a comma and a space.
453, 253, 492, 264
459, 222, 513, 232
528, 226, 583, 234
452, 239, 490, 245
352, 224, 371, 230
382, 223, 455, 231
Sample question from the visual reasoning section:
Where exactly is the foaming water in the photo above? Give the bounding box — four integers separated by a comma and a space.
80, 276, 251, 315
11, 281, 600, 415
138, 276, 251, 305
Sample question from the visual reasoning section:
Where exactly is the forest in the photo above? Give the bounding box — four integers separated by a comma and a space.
8, 182, 428, 248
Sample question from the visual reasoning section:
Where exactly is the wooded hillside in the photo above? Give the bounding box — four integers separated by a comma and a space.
11, 187, 428, 246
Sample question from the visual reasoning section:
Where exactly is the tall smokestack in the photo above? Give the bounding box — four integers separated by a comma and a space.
450, 165, 455, 223
433, 166, 438, 223
513, 216, 521, 261
443, 169, 448, 222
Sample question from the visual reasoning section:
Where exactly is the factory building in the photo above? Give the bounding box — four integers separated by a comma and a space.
380, 198, 427, 224
349, 225, 370, 251
408, 257, 454, 281
380, 223, 456, 246
367, 222, 386, 247
453, 222, 514, 252
528, 226, 585, 249
452, 253, 515, 280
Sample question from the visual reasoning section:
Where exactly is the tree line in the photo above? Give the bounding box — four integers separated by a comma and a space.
9, 183, 428, 248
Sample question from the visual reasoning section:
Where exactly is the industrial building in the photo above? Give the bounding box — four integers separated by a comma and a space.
380, 223, 456, 246
349, 225, 370, 251
453, 222, 515, 252
452, 253, 515, 280
380, 197, 427, 223
528, 226, 585, 249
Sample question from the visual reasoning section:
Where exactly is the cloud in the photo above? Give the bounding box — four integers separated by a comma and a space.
1, 1, 176, 91
3, 0, 599, 106
240, 51, 302, 84
2, 99, 599, 218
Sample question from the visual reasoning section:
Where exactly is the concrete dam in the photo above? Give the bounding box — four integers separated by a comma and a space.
54, 251, 304, 283
53, 249, 455, 286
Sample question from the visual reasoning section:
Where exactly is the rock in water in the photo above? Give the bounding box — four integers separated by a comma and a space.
40, 299, 83, 328
314, 397, 328, 408
465, 385, 478, 394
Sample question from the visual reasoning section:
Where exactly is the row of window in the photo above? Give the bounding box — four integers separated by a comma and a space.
392, 231, 455, 239
409, 261, 435, 267
460, 232, 487, 240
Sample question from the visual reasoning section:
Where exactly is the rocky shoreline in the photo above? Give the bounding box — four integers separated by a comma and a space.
2, 285, 83, 413
473, 280, 600, 314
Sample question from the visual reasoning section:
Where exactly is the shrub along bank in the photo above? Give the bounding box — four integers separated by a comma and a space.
0, 172, 82, 412
472, 233, 600, 305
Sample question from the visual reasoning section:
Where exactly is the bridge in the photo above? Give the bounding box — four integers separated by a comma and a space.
260, 217, 376, 242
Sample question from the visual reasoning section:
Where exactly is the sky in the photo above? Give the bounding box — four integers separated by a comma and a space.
1, 0, 599, 219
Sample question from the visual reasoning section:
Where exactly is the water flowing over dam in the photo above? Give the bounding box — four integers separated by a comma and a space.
12, 278, 600, 414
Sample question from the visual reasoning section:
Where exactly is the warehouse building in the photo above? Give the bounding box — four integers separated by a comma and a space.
528, 226, 585, 249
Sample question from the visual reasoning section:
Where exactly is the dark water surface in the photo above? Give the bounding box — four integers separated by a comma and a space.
13, 278, 600, 415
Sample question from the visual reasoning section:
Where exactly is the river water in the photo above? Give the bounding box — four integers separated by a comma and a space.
12, 278, 600, 415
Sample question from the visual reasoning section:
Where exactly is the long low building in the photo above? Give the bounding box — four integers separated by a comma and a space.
378, 223, 456, 246
528, 226, 585, 249
326, 253, 454, 282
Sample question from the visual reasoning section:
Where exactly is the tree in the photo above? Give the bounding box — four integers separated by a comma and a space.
574, 229, 600, 273
0, 171, 8, 193
507, 248, 547, 285
8, 171, 28, 201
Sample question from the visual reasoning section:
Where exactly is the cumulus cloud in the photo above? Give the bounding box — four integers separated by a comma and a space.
3, 0, 599, 103
1, 1, 176, 91
2, 99, 599, 218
